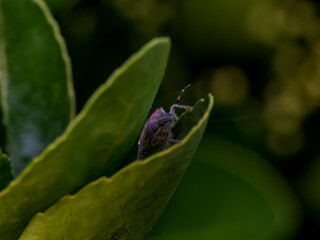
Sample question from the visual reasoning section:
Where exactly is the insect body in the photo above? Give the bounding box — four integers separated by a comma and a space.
137, 84, 193, 159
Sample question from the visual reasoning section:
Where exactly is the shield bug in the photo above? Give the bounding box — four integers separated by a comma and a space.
137, 84, 193, 159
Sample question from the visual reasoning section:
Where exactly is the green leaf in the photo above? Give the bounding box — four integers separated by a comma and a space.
0, 0, 76, 174
147, 136, 302, 240
0, 37, 171, 240
19, 95, 213, 240
0, 149, 13, 191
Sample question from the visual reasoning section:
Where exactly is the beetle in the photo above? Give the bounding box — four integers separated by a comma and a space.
137, 84, 193, 159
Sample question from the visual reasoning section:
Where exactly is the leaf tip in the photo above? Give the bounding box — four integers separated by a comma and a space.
147, 37, 171, 52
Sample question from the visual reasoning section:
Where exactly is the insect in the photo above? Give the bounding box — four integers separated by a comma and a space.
137, 84, 193, 159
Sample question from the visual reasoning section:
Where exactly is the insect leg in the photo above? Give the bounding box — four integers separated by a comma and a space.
162, 128, 173, 150
162, 136, 181, 150
162, 128, 182, 150
170, 104, 193, 113
169, 139, 181, 143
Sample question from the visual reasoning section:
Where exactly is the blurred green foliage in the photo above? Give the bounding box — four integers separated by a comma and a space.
147, 135, 301, 240
0, 0, 75, 175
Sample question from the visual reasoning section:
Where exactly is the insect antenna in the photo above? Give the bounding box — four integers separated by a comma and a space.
176, 84, 191, 104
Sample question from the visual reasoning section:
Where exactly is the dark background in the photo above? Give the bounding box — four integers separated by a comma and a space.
44, 0, 320, 238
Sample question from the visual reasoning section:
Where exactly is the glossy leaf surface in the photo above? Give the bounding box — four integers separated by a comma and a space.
0, 0, 75, 174
0, 37, 170, 240
19, 95, 213, 240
